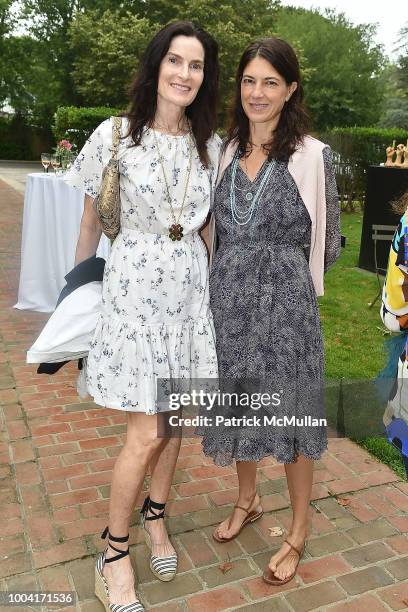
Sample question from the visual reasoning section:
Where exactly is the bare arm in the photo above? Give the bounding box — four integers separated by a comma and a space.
74, 194, 103, 265
199, 212, 212, 257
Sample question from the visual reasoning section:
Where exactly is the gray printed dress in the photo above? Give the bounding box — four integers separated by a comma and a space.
63, 117, 221, 413
200, 146, 341, 465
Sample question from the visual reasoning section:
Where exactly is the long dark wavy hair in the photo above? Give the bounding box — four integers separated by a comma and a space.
226, 37, 311, 161
124, 21, 219, 168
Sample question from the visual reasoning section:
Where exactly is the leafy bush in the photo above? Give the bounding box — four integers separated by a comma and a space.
320, 127, 408, 209
53, 106, 123, 150
53, 110, 408, 210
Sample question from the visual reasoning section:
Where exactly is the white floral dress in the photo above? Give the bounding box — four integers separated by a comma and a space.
63, 117, 221, 413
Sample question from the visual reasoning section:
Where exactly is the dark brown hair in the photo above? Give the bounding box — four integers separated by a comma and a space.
124, 21, 219, 167
225, 37, 310, 161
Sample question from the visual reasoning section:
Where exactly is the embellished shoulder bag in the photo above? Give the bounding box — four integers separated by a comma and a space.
93, 116, 121, 240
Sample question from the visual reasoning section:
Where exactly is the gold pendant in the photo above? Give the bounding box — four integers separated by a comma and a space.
169, 223, 183, 241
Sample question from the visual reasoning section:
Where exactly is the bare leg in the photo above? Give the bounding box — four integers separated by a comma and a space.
103, 411, 167, 605
144, 434, 182, 557
214, 460, 262, 540
268, 454, 313, 580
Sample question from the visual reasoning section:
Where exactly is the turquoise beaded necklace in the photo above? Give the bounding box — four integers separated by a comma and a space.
230, 151, 276, 226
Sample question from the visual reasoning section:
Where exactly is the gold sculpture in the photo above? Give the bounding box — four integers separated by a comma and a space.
385, 139, 408, 168
403, 140, 408, 168
396, 143, 405, 165
385, 140, 396, 166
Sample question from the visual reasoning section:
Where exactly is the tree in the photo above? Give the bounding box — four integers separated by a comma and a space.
378, 63, 408, 130
0, 0, 17, 107
395, 24, 408, 89
12, 0, 279, 126
3, 1, 388, 132
378, 24, 408, 130
14, 0, 141, 120
18, 1, 83, 111
162, 0, 279, 125
68, 0, 279, 123
275, 7, 386, 130
1, 2, 55, 123
68, 10, 155, 107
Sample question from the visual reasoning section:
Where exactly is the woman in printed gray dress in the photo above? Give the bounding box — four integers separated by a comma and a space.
201, 38, 341, 586
64, 22, 220, 612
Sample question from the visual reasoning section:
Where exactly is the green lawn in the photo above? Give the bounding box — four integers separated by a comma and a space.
320, 212, 406, 480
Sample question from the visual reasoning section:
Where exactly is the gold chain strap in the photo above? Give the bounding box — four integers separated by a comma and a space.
111, 116, 122, 160
153, 128, 193, 229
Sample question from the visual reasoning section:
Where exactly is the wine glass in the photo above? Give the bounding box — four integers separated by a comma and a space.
51, 155, 61, 174
41, 153, 51, 173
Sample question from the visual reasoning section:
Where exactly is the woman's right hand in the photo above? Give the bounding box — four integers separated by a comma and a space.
74, 194, 103, 265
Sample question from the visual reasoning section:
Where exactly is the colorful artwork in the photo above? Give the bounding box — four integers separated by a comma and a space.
380, 211, 408, 439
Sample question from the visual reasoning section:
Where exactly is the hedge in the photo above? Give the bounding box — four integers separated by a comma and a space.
0, 116, 54, 160
319, 127, 408, 207
53, 106, 124, 150
53, 109, 408, 205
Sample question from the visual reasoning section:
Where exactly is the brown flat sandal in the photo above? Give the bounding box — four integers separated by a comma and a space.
213, 494, 263, 543
262, 538, 306, 585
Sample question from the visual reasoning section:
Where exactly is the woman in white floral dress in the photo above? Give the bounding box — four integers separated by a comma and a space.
63, 22, 220, 612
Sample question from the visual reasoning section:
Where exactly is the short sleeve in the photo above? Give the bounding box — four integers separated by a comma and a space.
62, 118, 113, 198
323, 146, 341, 272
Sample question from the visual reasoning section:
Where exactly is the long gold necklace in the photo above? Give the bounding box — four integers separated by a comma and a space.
153, 126, 193, 241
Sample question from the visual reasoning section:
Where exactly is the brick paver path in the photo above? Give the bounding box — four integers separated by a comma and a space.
0, 177, 407, 611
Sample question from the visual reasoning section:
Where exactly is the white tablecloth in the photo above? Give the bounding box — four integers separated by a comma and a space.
14, 173, 110, 313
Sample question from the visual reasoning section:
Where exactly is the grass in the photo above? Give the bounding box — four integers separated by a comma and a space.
320, 211, 406, 480
320, 212, 385, 379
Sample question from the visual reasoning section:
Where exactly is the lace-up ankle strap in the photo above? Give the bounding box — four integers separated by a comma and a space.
140, 496, 166, 526
101, 526, 129, 563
